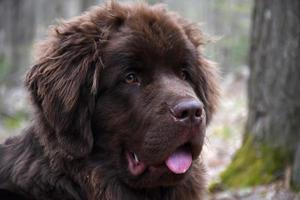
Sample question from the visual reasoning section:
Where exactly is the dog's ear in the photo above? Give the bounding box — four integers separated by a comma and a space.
25, 10, 117, 159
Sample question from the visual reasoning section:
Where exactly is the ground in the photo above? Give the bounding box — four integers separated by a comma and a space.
207, 181, 300, 200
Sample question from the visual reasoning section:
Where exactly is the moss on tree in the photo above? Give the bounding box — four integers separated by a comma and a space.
210, 134, 291, 191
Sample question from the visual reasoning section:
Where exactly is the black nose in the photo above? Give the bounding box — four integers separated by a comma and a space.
171, 99, 203, 125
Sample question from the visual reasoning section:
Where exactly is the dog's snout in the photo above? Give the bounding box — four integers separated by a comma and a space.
171, 99, 203, 125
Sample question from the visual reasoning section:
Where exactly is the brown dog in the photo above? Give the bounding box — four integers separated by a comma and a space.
0, 2, 219, 200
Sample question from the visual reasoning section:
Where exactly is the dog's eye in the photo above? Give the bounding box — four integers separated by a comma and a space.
125, 73, 139, 84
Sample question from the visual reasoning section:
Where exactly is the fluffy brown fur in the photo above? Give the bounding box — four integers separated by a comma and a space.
0, 2, 219, 200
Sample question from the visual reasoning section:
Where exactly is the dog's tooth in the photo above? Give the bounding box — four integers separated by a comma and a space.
133, 153, 139, 163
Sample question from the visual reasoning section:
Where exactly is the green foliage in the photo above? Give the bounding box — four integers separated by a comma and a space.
213, 125, 233, 141
215, 134, 291, 189
3, 111, 27, 130
209, 180, 225, 193
208, 0, 252, 73
223, 36, 249, 66
214, 0, 251, 14
291, 181, 300, 192
147, 0, 161, 5
0, 57, 10, 82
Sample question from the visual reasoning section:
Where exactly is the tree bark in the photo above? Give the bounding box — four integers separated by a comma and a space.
247, 0, 300, 153
247, 0, 300, 189
219, 0, 300, 190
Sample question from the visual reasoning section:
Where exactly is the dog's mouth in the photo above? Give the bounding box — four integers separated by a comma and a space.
126, 144, 193, 176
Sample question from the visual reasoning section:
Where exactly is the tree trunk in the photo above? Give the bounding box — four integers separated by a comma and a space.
0, 0, 36, 87
220, 0, 300, 190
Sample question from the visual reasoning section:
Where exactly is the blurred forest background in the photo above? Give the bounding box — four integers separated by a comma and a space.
0, 0, 251, 145
0, 0, 299, 199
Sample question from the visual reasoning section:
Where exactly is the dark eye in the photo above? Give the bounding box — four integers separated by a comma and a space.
125, 72, 139, 84
180, 69, 189, 80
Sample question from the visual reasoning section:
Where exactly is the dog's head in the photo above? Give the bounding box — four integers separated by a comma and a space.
25, 2, 219, 188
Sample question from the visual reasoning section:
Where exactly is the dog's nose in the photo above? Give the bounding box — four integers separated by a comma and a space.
171, 99, 203, 126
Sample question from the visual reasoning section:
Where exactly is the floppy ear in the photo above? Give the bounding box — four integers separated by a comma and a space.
25, 14, 107, 159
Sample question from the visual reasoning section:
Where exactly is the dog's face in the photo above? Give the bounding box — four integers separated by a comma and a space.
92, 18, 207, 188
25, 2, 218, 190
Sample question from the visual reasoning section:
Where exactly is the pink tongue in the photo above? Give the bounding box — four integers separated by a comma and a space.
165, 147, 192, 174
